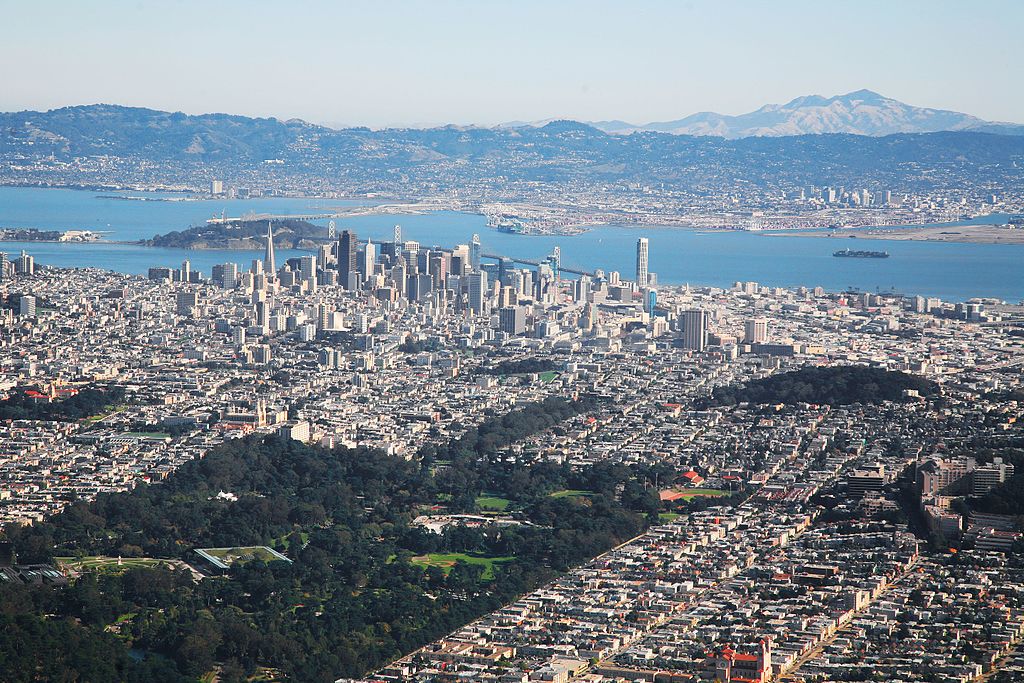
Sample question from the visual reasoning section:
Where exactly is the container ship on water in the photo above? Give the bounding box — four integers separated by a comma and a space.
486, 215, 526, 234
833, 248, 890, 258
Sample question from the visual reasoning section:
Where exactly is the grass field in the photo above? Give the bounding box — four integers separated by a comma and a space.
549, 489, 595, 499
81, 403, 128, 424
475, 495, 512, 512
410, 552, 514, 580
56, 556, 175, 573
673, 488, 728, 499
538, 371, 559, 383
658, 512, 682, 523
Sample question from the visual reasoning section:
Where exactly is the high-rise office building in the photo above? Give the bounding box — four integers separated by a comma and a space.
468, 271, 488, 314
317, 244, 332, 271
338, 230, 358, 289
361, 241, 377, 279
644, 288, 657, 315
636, 237, 649, 287
299, 255, 317, 287
264, 222, 276, 276
744, 318, 768, 344
499, 306, 527, 335
212, 262, 239, 289
681, 308, 709, 351
497, 257, 511, 286
176, 291, 199, 317
470, 234, 482, 272
428, 250, 448, 289
407, 273, 433, 301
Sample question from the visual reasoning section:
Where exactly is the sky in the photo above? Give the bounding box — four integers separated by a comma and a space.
2, 0, 1022, 128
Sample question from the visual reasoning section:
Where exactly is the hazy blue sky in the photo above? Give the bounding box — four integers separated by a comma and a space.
3, 0, 1022, 127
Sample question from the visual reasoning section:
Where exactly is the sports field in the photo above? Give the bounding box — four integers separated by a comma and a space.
660, 487, 729, 502
475, 494, 512, 512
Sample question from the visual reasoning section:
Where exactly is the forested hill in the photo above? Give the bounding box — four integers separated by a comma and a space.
3, 104, 1024, 192
144, 218, 328, 250
703, 365, 939, 407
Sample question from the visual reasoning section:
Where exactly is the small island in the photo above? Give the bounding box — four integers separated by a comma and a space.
0, 228, 101, 243
141, 219, 330, 250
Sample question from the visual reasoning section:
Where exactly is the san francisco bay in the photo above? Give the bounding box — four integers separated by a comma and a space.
0, 186, 1021, 302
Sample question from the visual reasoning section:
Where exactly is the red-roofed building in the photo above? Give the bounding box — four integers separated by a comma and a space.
702, 639, 771, 682
682, 470, 706, 486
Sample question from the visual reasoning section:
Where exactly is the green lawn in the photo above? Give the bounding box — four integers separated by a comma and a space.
410, 553, 515, 580
549, 489, 595, 499
124, 431, 172, 439
81, 403, 128, 424
538, 371, 559, 383
673, 488, 728, 499
475, 495, 512, 512
658, 512, 682, 523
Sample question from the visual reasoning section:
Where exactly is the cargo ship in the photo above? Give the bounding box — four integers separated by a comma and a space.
833, 248, 889, 258
487, 214, 526, 234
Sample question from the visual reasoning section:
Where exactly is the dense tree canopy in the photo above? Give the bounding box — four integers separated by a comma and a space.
701, 365, 938, 408
0, 386, 125, 422
477, 357, 559, 376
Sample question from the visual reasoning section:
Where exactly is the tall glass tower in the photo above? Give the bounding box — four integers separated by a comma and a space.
635, 237, 649, 287
264, 221, 276, 275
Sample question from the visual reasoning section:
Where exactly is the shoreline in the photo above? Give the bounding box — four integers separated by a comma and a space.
771, 223, 1024, 245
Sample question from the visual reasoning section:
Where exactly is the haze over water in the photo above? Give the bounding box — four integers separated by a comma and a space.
0, 187, 1021, 302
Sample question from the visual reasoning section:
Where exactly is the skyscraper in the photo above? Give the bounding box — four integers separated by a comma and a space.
264, 221, 276, 275
470, 234, 482, 272
636, 237, 649, 287
338, 230, 358, 289
299, 255, 316, 285
361, 241, 377, 279
681, 308, 709, 351
499, 306, 527, 335
644, 288, 657, 315
468, 271, 488, 314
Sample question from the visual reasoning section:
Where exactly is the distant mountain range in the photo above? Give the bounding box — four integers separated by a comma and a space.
2, 103, 1023, 195
523, 90, 1023, 138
